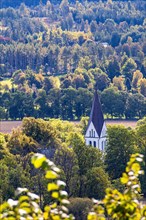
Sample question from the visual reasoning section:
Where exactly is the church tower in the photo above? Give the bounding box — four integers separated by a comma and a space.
85, 90, 107, 151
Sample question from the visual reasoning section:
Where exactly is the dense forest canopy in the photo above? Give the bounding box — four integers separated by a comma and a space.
1, 0, 143, 8
0, 0, 146, 120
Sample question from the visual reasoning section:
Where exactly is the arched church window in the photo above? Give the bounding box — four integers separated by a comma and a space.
94, 141, 96, 147
89, 141, 92, 145
94, 131, 95, 137
89, 131, 91, 137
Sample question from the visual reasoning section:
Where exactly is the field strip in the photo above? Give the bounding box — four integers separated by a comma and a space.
0, 120, 137, 134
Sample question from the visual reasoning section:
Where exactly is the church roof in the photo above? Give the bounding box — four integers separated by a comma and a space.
86, 90, 104, 137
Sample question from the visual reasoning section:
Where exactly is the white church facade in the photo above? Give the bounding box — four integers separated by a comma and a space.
85, 90, 107, 151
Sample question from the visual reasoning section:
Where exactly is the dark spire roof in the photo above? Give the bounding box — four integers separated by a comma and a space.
87, 90, 104, 137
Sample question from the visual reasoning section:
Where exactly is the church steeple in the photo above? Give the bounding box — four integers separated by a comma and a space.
85, 90, 107, 151
87, 90, 104, 137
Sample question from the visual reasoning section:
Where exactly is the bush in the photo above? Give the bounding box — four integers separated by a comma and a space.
68, 197, 93, 220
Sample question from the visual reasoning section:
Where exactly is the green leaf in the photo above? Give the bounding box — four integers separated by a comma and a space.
27, 192, 39, 200
61, 199, 70, 205
60, 190, 68, 198
61, 205, 68, 213
136, 157, 143, 162
121, 173, 128, 184
15, 187, 28, 196
47, 183, 59, 192
131, 163, 140, 173
19, 202, 30, 208
0, 202, 10, 212
20, 207, 31, 214
51, 192, 59, 199
52, 167, 61, 173
19, 196, 29, 203
131, 184, 139, 189
18, 209, 27, 215
45, 171, 58, 179
87, 212, 97, 220
7, 199, 18, 207
31, 154, 46, 168
57, 180, 66, 187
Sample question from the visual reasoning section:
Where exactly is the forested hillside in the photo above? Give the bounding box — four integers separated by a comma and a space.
0, 0, 146, 120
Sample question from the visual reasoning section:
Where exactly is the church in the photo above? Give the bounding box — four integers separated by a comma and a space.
85, 90, 107, 151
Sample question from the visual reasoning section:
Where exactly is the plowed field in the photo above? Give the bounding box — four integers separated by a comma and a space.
0, 120, 138, 134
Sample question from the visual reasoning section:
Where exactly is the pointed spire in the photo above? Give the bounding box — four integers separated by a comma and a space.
87, 90, 104, 137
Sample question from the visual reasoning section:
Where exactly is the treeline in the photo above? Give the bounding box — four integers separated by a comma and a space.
1, 68, 146, 120
0, 117, 146, 218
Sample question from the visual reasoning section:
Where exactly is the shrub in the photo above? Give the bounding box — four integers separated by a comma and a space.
68, 197, 93, 220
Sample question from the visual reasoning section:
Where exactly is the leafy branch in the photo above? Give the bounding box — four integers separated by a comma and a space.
88, 153, 146, 220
